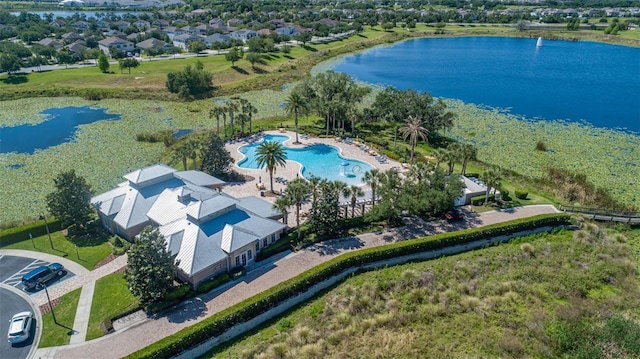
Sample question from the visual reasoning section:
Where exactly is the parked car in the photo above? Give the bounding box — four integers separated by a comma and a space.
21, 263, 64, 290
7, 311, 33, 344
445, 209, 465, 221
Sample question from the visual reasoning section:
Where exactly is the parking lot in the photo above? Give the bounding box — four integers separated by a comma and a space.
0, 255, 75, 293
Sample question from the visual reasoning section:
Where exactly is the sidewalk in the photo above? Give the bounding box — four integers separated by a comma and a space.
39, 205, 559, 359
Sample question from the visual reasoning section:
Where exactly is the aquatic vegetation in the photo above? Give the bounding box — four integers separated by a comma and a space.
1, 92, 638, 223
446, 100, 640, 207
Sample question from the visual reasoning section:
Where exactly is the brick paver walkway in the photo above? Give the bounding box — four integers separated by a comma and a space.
34, 205, 559, 359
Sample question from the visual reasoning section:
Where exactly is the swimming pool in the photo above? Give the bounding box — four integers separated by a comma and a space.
237, 134, 374, 186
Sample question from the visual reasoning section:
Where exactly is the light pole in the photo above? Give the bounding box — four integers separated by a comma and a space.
38, 280, 57, 324
40, 213, 54, 249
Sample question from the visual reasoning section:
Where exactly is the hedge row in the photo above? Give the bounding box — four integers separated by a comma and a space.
125, 213, 570, 359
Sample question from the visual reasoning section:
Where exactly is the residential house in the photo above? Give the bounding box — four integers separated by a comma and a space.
209, 18, 225, 27
315, 18, 338, 28
65, 42, 87, 58
91, 164, 286, 289
195, 24, 214, 35
136, 37, 172, 52
61, 32, 83, 44
96, 20, 110, 31
133, 20, 150, 30
172, 33, 204, 50
152, 19, 170, 28
269, 19, 286, 28
204, 33, 231, 48
188, 9, 211, 18
35, 38, 63, 50
162, 26, 187, 41
257, 29, 278, 37
275, 26, 298, 36
113, 20, 131, 31
98, 36, 134, 57
71, 20, 89, 33
227, 18, 243, 27
49, 19, 66, 28
230, 29, 258, 42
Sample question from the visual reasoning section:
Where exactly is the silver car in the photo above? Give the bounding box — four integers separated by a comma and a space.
7, 311, 33, 344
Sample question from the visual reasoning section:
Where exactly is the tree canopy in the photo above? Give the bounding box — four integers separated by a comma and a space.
45, 169, 95, 229
200, 132, 234, 178
166, 60, 214, 99
124, 226, 177, 305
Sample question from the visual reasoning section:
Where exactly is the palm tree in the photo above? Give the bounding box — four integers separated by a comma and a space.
362, 169, 382, 207
432, 148, 447, 169
283, 178, 312, 240
406, 162, 430, 183
284, 92, 308, 144
209, 105, 225, 135
399, 115, 428, 163
255, 141, 288, 193
308, 176, 323, 207
459, 143, 477, 176
343, 185, 364, 218
226, 100, 240, 138
186, 138, 201, 170
241, 99, 258, 134
273, 196, 289, 225
442, 146, 460, 175
346, 108, 362, 137
480, 167, 503, 205
331, 180, 348, 219
172, 142, 191, 171
237, 112, 249, 135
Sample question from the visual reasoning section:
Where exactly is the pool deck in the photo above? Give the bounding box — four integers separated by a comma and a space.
222, 130, 403, 224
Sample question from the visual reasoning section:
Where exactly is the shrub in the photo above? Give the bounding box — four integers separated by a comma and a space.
256, 234, 293, 262
535, 141, 547, 152
471, 196, 484, 206
197, 273, 231, 293
515, 190, 529, 200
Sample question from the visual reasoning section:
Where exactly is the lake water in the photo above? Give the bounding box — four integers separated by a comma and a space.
333, 37, 640, 133
0, 106, 121, 154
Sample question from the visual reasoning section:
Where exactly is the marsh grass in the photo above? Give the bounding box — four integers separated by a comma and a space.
203, 226, 640, 358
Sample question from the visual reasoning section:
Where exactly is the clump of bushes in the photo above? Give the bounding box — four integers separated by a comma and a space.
515, 190, 529, 200
535, 141, 547, 152
109, 235, 130, 255
197, 273, 231, 293
135, 131, 176, 147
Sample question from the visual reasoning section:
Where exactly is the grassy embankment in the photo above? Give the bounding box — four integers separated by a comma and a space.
204, 226, 640, 358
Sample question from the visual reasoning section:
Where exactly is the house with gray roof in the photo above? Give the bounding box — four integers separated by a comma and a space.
98, 36, 134, 57
92, 164, 286, 289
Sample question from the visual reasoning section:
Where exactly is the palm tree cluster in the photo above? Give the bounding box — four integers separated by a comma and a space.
293, 71, 371, 137
171, 132, 234, 178
209, 98, 258, 139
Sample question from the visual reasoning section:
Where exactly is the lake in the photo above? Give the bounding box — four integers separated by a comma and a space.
0, 106, 121, 154
332, 36, 640, 133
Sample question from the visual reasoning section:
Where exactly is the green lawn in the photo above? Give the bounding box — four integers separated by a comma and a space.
86, 272, 139, 341
38, 288, 81, 348
0, 221, 112, 270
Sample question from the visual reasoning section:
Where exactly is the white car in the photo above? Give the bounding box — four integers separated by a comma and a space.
7, 311, 33, 344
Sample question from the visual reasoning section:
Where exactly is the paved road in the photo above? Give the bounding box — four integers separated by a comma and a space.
0, 287, 39, 359
38, 205, 560, 359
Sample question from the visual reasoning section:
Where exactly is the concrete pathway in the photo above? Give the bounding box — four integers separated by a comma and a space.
68, 281, 95, 345
35, 205, 560, 359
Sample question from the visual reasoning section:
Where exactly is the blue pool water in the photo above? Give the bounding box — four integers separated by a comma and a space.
333, 37, 640, 133
0, 106, 121, 154
237, 135, 374, 186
